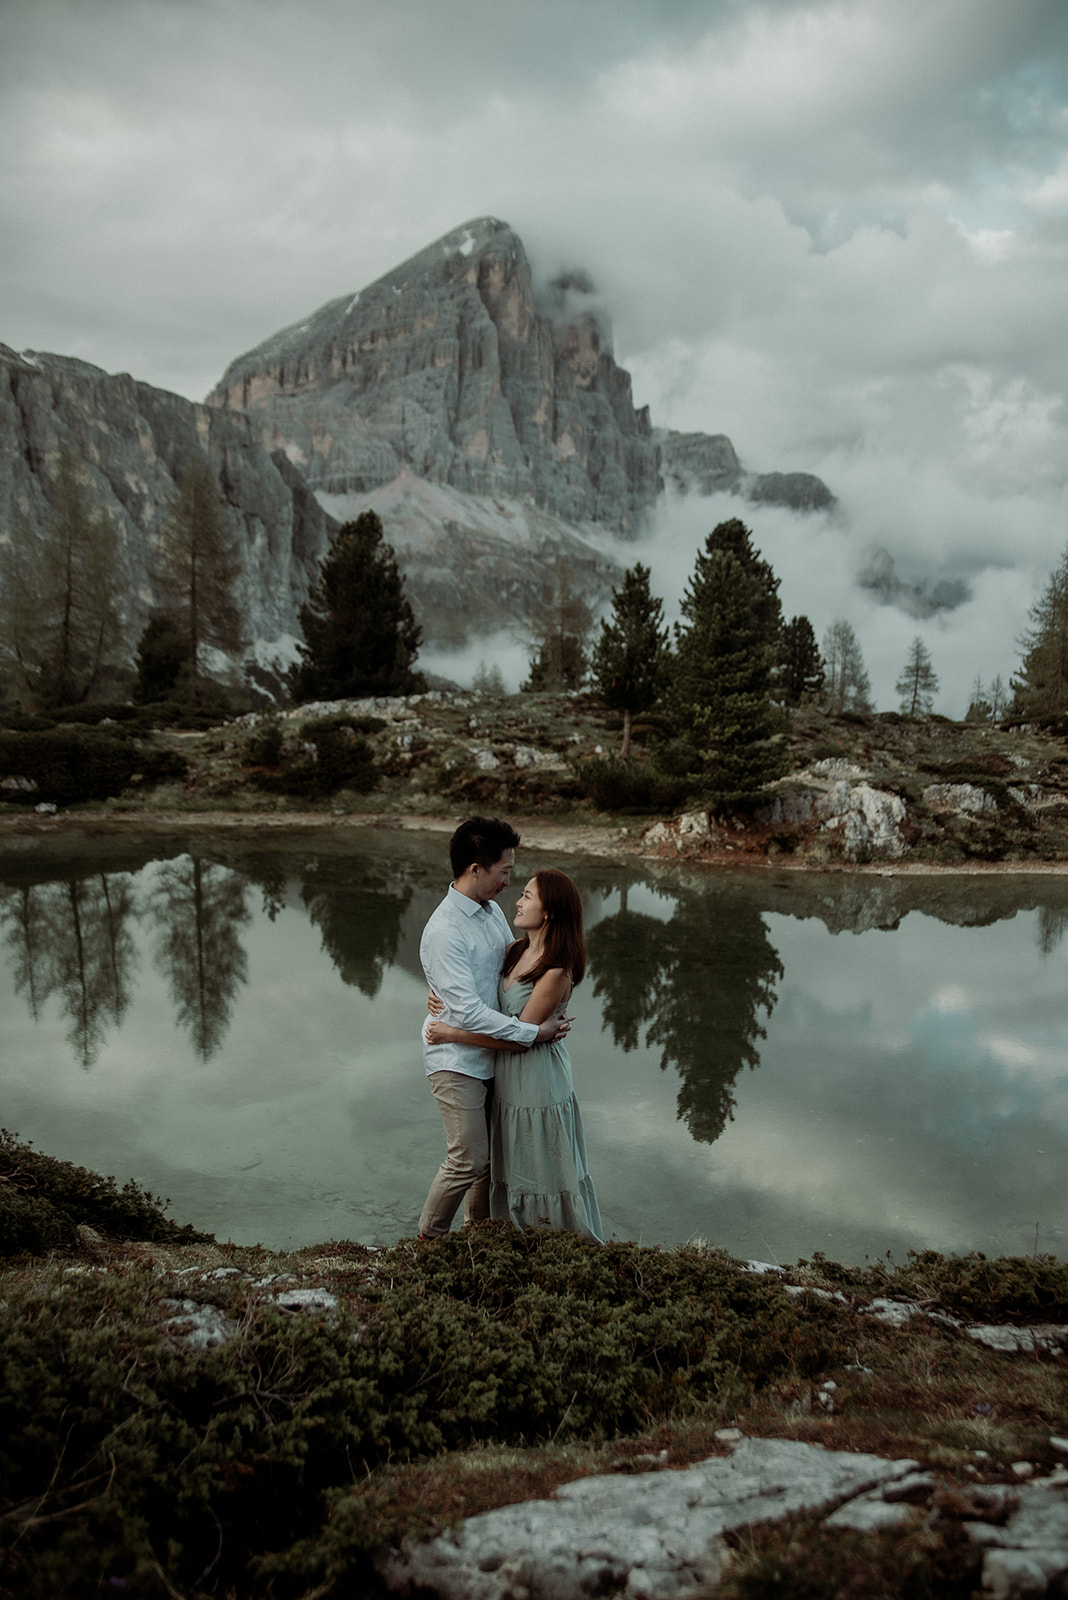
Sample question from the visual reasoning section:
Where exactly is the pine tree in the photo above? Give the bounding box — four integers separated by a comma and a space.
472, 660, 506, 696
895, 636, 939, 718
522, 560, 593, 692
590, 563, 670, 757
155, 455, 245, 704
1012, 544, 1068, 719
0, 452, 125, 707
965, 674, 992, 723
667, 520, 785, 795
133, 610, 188, 704
290, 510, 423, 703
821, 619, 873, 714
779, 615, 825, 705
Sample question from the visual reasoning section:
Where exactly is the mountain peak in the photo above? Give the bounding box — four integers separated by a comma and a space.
207, 218, 658, 535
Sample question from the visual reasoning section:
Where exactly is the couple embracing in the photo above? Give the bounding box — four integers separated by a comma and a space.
417, 816, 603, 1244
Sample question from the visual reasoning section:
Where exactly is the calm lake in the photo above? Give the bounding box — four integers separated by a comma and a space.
2, 827, 1066, 1266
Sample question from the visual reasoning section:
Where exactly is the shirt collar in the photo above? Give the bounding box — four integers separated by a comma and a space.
447, 882, 492, 916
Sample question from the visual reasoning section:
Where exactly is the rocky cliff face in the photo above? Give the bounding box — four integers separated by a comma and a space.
0, 344, 336, 681
208, 217, 834, 534
0, 218, 837, 698
655, 429, 835, 513
207, 218, 661, 538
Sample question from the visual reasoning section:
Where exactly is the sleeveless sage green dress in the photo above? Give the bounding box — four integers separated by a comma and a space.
489, 977, 603, 1243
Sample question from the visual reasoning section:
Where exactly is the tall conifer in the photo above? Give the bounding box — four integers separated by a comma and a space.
0, 452, 125, 707
668, 519, 785, 796
290, 511, 423, 702
155, 455, 245, 704
1013, 544, 1068, 718
590, 563, 669, 756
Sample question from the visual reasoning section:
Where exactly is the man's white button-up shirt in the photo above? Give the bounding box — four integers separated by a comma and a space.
419, 884, 538, 1080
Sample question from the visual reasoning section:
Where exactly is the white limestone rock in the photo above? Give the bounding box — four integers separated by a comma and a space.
819, 781, 910, 859
378, 1437, 918, 1600
923, 782, 998, 814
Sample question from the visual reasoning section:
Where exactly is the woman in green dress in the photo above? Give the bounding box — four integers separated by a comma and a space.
425, 869, 603, 1243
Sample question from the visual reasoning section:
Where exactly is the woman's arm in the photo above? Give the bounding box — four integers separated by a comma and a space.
425, 968, 571, 1050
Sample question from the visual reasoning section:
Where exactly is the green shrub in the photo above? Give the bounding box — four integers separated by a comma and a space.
573, 754, 692, 812
254, 715, 380, 798
241, 711, 285, 767
0, 1131, 209, 1257
0, 1223, 849, 1596
39, 703, 144, 727
0, 710, 53, 733
297, 711, 386, 736
0, 728, 187, 805
833, 1247, 1068, 1324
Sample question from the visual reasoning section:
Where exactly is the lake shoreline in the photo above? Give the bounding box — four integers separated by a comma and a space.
4, 803, 1068, 875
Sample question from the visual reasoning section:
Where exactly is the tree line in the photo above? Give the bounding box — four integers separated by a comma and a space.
5, 450, 1068, 763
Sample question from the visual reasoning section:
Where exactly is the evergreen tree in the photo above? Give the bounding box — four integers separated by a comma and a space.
821, 618, 873, 713
0, 452, 125, 707
155, 455, 245, 705
522, 560, 594, 692
290, 510, 423, 703
1012, 544, 1068, 719
778, 614, 825, 705
965, 674, 992, 723
472, 660, 506, 696
590, 562, 670, 757
667, 520, 785, 795
133, 610, 188, 703
895, 636, 939, 718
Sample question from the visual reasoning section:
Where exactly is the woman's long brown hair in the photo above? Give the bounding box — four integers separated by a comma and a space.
502, 868, 586, 987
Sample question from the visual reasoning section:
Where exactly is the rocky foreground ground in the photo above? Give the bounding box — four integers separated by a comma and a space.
2, 1130, 1067, 1600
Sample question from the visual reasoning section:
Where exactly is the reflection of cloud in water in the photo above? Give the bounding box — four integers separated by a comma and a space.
931, 984, 971, 1014
3, 839, 1068, 1260
984, 1033, 1063, 1081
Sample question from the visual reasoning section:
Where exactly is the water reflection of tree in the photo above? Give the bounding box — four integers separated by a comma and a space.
1036, 905, 1068, 959
0, 874, 138, 1067
588, 883, 783, 1144
150, 856, 250, 1060
299, 861, 412, 997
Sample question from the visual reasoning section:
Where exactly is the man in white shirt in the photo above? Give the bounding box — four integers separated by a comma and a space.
418, 816, 569, 1238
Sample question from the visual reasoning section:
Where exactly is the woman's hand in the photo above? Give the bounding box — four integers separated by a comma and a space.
427, 990, 444, 1016
425, 1017, 450, 1045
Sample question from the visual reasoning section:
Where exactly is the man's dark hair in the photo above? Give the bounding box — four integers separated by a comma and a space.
450, 816, 521, 878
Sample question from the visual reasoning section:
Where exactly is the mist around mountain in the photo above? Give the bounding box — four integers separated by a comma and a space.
1, 217, 834, 698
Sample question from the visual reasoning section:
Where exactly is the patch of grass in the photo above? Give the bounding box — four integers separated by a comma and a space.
714, 1507, 983, 1600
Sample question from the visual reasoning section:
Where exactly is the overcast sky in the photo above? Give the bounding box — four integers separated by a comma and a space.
3, 0, 1068, 712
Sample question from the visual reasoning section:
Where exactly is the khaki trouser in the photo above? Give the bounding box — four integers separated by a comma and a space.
418, 1071, 492, 1237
